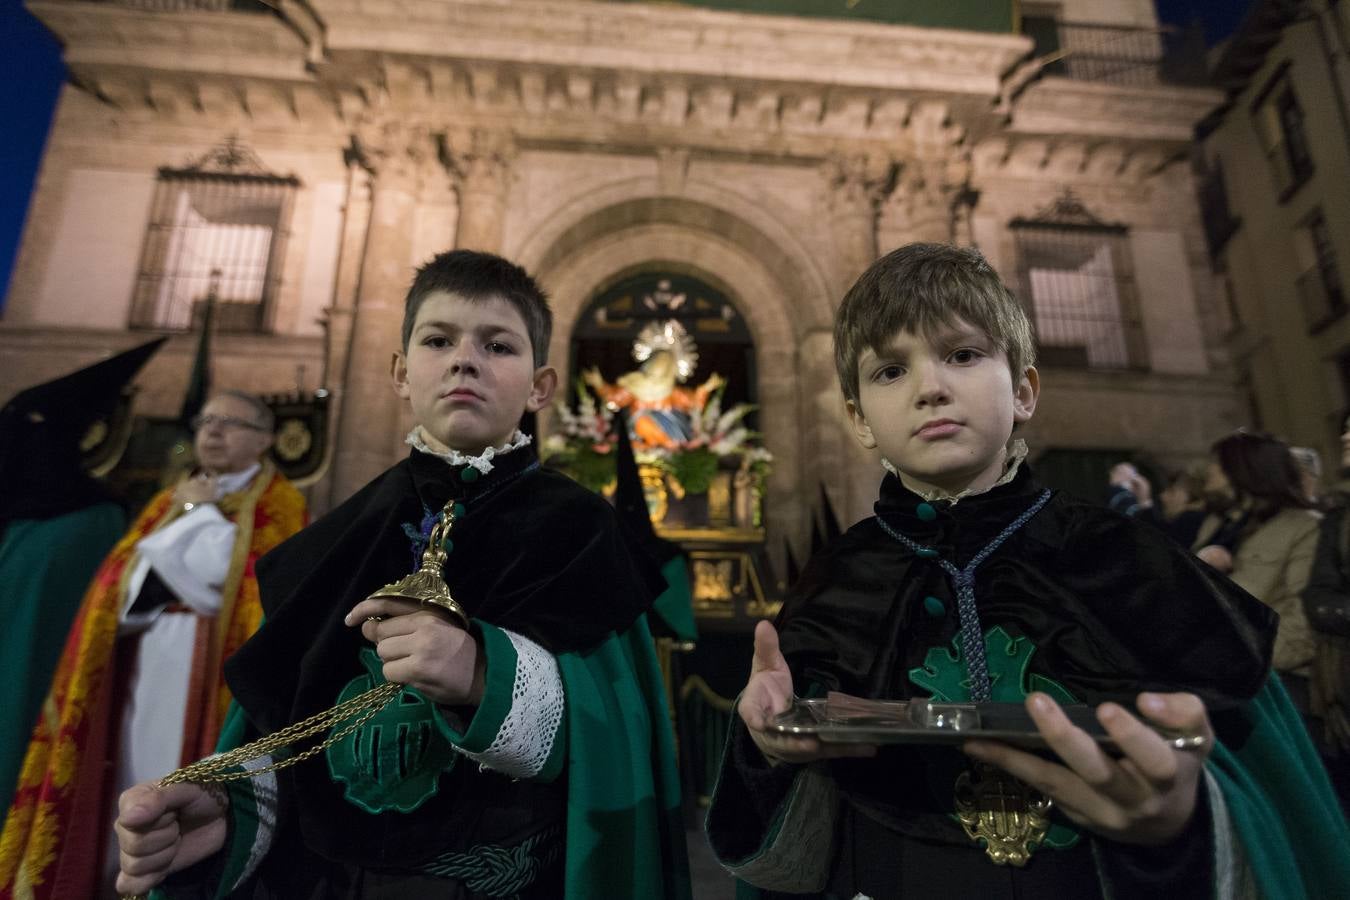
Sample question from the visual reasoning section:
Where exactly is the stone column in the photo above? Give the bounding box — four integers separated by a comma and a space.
822, 153, 892, 294
321, 158, 372, 395
798, 329, 876, 539
820, 156, 892, 524
446, 129, 515, 253
328, 120, 430, 505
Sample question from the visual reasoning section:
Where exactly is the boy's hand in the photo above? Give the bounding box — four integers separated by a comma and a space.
739, 621, 877, 765
345, 598, 486, 707
114, 781, 229, 895
964, 692, 1213, 846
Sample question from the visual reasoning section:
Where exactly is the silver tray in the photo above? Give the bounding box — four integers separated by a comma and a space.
770, 695, 1206, 753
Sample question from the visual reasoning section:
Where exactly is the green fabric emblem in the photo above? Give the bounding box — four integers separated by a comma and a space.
909, 625, 1080, 850
326, 648, 458, 814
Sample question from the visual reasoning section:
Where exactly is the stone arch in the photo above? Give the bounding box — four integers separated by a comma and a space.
517, 178, 865, 563
535, 223, 814, 554
511, 179, 836, 335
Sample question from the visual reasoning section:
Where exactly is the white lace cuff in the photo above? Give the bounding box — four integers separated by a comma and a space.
437, 623, 566, 781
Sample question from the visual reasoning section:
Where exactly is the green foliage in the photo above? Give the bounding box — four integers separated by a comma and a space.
554, 445, 616, 493
667, 447, 719, 495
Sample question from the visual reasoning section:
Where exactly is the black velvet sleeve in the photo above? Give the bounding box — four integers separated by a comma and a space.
1013, 499, 1276, 711
1091, 780, 1213, 899
704, 717, 803, 863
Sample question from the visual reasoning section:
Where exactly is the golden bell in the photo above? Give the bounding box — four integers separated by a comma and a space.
364, 503, 468, 629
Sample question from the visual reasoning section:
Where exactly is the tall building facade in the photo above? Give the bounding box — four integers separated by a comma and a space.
1, 0, 1237, 557
1199, 0, 1350, 471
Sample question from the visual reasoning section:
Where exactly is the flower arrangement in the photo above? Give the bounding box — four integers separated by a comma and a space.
543, 377, 772, 503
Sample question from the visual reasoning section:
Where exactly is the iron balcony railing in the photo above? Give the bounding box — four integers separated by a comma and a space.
1024, 18, 1209, 88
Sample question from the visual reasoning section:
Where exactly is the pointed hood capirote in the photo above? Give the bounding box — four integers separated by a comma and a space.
0, 338, 166, 529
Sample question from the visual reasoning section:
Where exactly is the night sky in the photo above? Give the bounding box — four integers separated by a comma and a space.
1, 1, 64, 316
1155, 0, 1252, 46
0, 0, 1253, 316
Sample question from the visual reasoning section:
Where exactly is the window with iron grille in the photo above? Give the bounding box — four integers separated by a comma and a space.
1250, 64, 1315, 201
130, 138, 298, 332
1296, 208, 1346, 333
1012, 192, 1145, 371
1196, 154, 1241, 260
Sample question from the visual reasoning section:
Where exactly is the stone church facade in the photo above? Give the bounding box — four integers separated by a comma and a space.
1, 0, 1238, 558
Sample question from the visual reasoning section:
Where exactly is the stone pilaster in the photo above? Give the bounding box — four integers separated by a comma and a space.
822, 153, 893, 293
329, 119, 430, 505
797, 329, 876, 539
445, 129, 515, 253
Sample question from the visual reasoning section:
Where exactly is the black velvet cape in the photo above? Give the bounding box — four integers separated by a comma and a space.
709, 464, 1277, 898
782, 464, 1274, 710
223, 446, 663, 875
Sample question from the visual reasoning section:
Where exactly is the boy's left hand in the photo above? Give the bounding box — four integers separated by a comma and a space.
345, 598, 486, 707
963, 691, 1213, 846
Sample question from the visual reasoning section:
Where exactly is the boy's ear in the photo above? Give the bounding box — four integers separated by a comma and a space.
1013, 365, 1040, 424
846, 397, 878, 450
391, 351, 411, 399
526, 365, 558, 413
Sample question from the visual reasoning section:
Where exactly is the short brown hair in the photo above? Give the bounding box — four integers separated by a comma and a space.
833, 243, 1036, 406
402, 250, 552, 367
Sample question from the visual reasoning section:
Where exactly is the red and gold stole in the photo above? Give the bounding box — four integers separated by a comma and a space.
0, 461, 306, 900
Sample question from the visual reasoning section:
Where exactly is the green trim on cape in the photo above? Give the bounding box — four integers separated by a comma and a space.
1207, 674, 1350, 899
651, 556, 698, 642
217, 768, 261, 898
434, 620, 517, 753
557, 616, 691, 899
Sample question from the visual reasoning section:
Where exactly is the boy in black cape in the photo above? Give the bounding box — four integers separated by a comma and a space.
705, 243, 1350, 898
114, 250, 690, 899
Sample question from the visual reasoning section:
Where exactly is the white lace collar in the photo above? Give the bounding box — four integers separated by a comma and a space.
405, 427, 532, 475
882, 439, 1029, 506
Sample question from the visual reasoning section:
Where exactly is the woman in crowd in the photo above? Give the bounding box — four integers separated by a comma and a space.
1194, 431, 1322, 716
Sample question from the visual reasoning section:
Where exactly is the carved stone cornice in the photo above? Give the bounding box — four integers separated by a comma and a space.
27, 1, 312, 81
34, 0, 1223, 179
312, 0, 1030, 98
1009, 77, 1224, 144
971, 135, 1171, 183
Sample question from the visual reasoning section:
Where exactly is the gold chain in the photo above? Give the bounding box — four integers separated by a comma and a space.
122, 496, 464, 899
119, 681, 401, 900
161, 680, 402, 785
